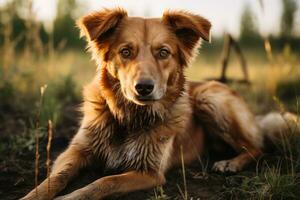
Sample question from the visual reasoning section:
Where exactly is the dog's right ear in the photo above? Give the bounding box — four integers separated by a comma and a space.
77, 8, 127, 42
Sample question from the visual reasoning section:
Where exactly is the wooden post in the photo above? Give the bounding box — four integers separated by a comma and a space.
220, 34, 232, 82
231, 36, 249, 82
219, 33, 250, 84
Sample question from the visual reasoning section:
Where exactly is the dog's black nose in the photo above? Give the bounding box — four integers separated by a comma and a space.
135, 79, 154, 96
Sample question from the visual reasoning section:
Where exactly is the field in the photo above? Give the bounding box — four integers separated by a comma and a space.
1, 37, 300, 200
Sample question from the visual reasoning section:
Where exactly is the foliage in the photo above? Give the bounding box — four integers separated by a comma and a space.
53, 0, 85, 49
239, 5, 261, 45
280, 0, 298, 39
0, 0, 85, 51
0, 1, 49, 50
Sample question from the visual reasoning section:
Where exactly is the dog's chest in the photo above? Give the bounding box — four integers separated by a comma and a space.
90, 125, 173, 172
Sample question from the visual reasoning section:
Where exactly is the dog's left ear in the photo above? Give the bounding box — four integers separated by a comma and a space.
162, 11, 211, 62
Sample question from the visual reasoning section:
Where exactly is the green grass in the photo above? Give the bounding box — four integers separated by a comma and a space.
220, 132, 300, 200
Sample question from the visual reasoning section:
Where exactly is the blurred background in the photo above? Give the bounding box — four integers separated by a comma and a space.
0, 0, 300, 199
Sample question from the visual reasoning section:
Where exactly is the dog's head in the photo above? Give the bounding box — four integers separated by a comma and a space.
78, 8, 211, 106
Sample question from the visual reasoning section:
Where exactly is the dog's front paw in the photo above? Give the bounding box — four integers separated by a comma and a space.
212, 160, 241, 173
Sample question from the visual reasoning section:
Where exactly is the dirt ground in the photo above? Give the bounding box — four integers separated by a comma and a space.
1, 134, 246, 200
1, 96, 299, 200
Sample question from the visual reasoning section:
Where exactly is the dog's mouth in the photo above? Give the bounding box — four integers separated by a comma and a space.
122, 87, 165, 106
135, 95, 157, 104
127, 93, 164, 106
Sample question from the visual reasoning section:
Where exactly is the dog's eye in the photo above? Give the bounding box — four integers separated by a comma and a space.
120, 48, 132, 58
158, 49, 170, 59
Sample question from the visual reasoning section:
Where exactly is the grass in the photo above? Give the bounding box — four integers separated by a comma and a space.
1, 47, 300, 200
219, 128, 300, 200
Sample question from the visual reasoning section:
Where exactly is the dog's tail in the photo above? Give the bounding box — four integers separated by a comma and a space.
256, 112, 300, 146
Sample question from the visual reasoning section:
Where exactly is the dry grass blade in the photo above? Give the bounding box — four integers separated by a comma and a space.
180, 145, 188, 200
34, 84, 47, 196
47, 120, 53, 199
35, 130, 39, 196
264, 39, 273, 64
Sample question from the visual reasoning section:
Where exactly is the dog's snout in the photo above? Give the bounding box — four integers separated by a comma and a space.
135, 79, 154, 96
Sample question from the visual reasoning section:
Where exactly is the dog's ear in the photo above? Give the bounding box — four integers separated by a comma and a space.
77, 8, 127, 42
162, 11, 211, 46
162, 11, 211, 63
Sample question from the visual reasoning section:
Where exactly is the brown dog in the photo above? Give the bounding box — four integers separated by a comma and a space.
22, 8, 299, 200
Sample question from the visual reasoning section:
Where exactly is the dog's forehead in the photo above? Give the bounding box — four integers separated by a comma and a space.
118, 17, 172, 43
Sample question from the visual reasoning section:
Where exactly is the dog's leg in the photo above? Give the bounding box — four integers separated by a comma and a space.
212, 146, 261, 172
191, 81, 264, 172
21, 141, 91, 200
53, 171, 165, 200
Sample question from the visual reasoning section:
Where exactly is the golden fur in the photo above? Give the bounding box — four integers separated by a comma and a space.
21, 8, 299, 200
